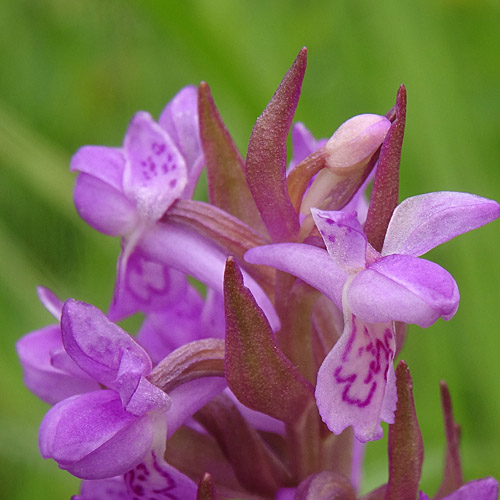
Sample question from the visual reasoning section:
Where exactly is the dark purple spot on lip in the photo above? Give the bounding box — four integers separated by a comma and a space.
325, 218, 335, 225
328, 235, 336, 243
169, 179, 177, 188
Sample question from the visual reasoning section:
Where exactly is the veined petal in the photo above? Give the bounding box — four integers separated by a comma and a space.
108, 245, 189, 321
137, 285, 204, 364
348, 254, 459, 327
70, 146, 125, 192
39, 390, 155, 479
245, 243, 347, 309
382, 192, 500, 257
125, 449, 197, 500
73, 173, 138, 236
123, 111, 187, 221
61, 299, 152, 388
316, 308, 396, 442
140, 223, 280, 332
16, 326, 99, 405
311, 208, 367, 273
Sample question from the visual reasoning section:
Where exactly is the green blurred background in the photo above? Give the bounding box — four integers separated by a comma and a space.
1, 0, 499, 498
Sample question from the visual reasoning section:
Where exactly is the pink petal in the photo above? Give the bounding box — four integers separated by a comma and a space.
141, 223, 280, 332
16, 325, 99, 405
36, 286, 63, 319
137, 285, 204, 364
108, 245, 189, 321
39, 390, 155, 479
61, 299, 152, 389
245, 243, 347, 310
166, 378, 227, 438
288, 122, 324, 171
73, 173, 138, 236
316, 312, 397, 442
348, 254, 459, 327
439, 478, 498, 500
382, 192, 500, 257
125, 450, 197, 499
73, 477, 128, 500
311, 208, 367, 273
123, 111, 187, 221
70, 146, 125, 192
158, 86, 203, 177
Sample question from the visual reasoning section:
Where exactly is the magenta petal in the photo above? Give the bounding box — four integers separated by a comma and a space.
311, 208, 367, 273
437, 478, 499, 500
349, 254, 460, 327
125, 450, 197, 499
166, 378, 227, 438
316, 312, 396, 442
124, 376, 170, 416
73, 477, 128, 500
40, 390, 155, 479
383, 192, 500, 257
70, 146, 125, 192
288, 122, 323, 171
16, 326, 99, 405
159, 86, 203, 175
138, 285, 204, 363
141, 223, 280, 331
123, 111, 187, 221
108, 246, 189, 321
200, 289, 226, 338
61, 299, 152, 388
245, 243, 347, 309
73, 173, 138, 236
37, 286, 63, 319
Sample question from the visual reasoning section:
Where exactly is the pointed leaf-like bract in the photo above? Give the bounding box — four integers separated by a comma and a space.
364, 85, 407, 252
224, 258, 314, 423
195, 393, 291, 496
245, 48, 306, 242
166, 199, 275, 294
148, 338, 225, 393
197, 472, 218, 500
198, 82, 266, 234
433, 382, 463, 499
385, 360, 423, 500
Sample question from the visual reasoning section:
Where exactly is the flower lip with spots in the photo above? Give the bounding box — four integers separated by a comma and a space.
245, 191, 500, 441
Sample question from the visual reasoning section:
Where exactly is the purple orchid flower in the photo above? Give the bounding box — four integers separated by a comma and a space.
71, 87, 279, 332
16, 287, 99, 405
246, 191, 500, 441
71, 87, 200, 321
39, 299, 225, 482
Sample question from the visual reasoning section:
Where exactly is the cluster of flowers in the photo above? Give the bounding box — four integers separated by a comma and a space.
17, 49, 500, 499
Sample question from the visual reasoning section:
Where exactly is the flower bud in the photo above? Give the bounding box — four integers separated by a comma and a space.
300, 114, 391, 214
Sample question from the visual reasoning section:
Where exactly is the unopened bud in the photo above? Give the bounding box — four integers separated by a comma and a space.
300, 114, 390, 214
